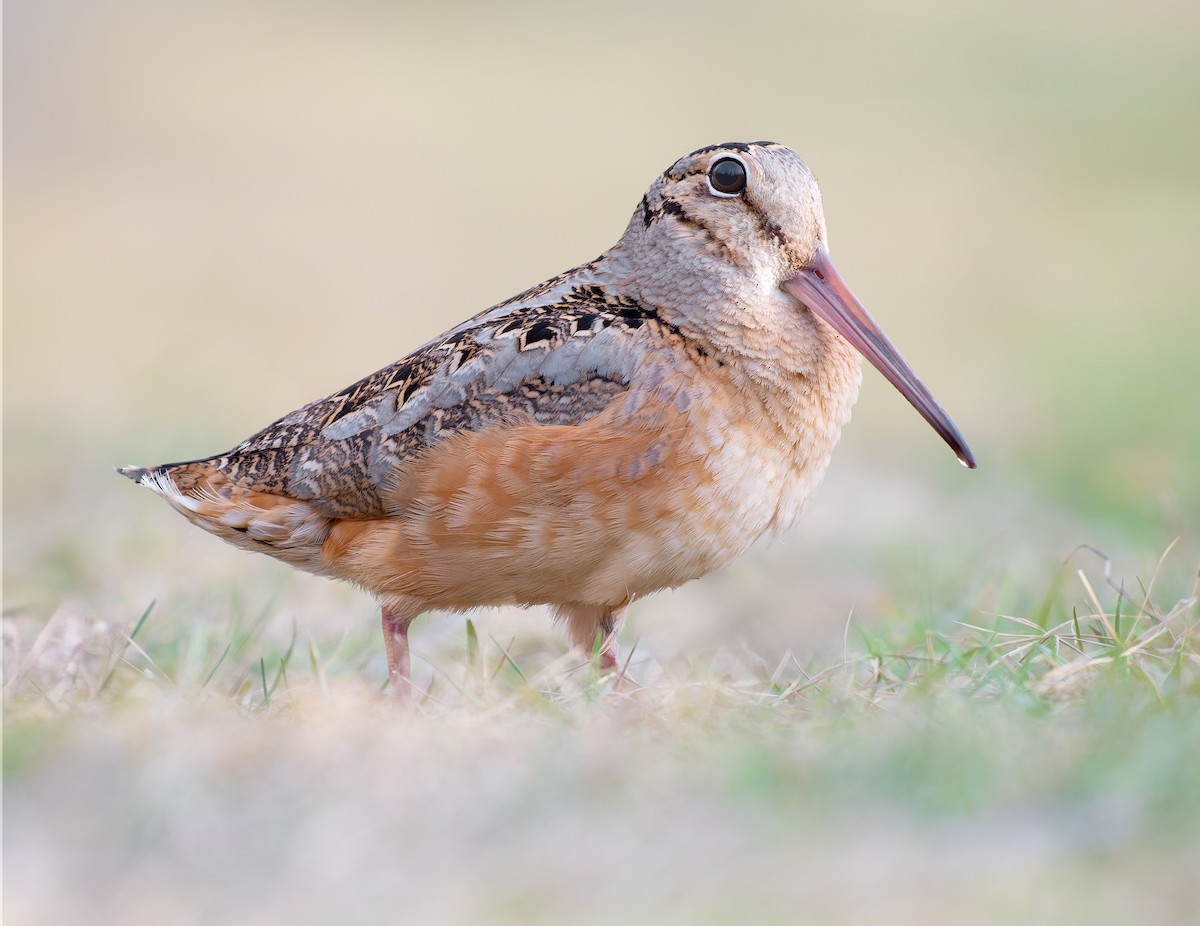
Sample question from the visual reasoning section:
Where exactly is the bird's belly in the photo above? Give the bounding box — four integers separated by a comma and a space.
545, 404, 825, 605
323, 388, 833, 610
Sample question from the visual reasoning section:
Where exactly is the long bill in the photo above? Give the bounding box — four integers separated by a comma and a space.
782, 247, 976, 469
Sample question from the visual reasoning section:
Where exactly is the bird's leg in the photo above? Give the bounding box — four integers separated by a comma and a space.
381, 597, 423, 701
597, 641, 620, 672
596, 617, 623, 673
556, 602, 631, 680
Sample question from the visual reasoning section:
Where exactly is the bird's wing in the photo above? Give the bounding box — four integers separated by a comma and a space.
191, 284, 682, 518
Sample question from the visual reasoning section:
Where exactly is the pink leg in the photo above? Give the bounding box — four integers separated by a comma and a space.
597, 636, 620, 672
381, 598, 423, 701
555, 602, 630, 680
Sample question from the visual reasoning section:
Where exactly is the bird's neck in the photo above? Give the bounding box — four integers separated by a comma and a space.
596, 242, 864, 446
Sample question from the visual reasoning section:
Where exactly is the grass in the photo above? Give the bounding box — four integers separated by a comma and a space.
8, 543, 1196, 718
6, 544, 1199, 925
13, 539, 1199, 712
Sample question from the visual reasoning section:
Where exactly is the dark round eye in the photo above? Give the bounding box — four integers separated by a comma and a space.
708, 157, 747, 195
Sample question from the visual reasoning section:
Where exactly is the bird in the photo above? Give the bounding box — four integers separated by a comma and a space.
119, 141, 975, 695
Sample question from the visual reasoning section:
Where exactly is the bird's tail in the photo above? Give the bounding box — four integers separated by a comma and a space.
115, 458, 333, 575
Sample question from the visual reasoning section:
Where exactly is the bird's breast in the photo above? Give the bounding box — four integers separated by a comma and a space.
623, 345, 859, 588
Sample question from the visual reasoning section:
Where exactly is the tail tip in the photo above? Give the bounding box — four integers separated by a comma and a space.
116, 465, 151, 484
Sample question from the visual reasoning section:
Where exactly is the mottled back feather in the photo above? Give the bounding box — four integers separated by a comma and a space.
162, 284, 696, 518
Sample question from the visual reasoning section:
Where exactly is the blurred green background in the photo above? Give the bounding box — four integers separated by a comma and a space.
6, 0, 1197, 640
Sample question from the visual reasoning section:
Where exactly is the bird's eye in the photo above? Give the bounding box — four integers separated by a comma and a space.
708, 158, 747, 196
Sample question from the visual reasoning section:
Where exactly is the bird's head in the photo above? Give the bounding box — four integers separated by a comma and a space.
613, 141, 975, 469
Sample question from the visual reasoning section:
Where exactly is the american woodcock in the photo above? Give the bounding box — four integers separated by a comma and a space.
120, 141, 975, 693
